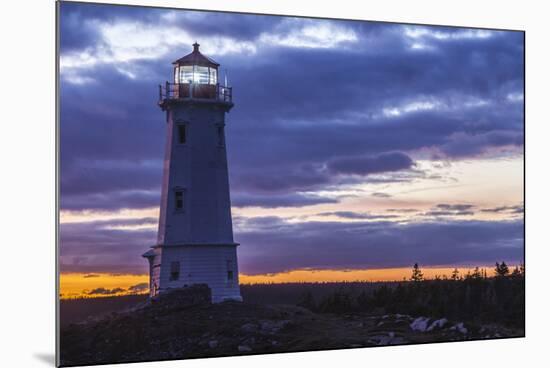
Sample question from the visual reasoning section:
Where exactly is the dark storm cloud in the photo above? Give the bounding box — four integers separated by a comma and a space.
424, 210, 475, 217
435, 204, 476, 211
128, 283, 149, 293
439, 130, 523, 158
230, 153, 419, 198
231, 164, 332, 193
371, 192, 392, 198
61, 189, 160, 211
421, 203, 476, 217
328, 152, 414, 176
236, 217, 524, 274
231, 192, 338, 208
481, 204, 524, 214
86, 287, 125, 295
59, 218, 157, 274
317, 211, 399, 220
386, 208, 420, 213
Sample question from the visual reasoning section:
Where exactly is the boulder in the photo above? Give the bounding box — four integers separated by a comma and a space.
238, 345, 252, 352
240, 323, 258, 333
151, 284, 212, 309
409, 317, 430, 332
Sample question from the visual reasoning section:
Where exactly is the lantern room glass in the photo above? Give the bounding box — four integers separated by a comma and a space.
175, 65, 218, 85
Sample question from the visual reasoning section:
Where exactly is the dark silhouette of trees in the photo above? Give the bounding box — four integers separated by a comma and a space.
451, 268, 460, 281
243, 262, 525, 329
297, 290, 316, 311
318, 289, 353, 313
303, 262, 524, 329
495, 262, 510, 277
511, 266, 521, 277
470, 267, 483, 280
410, 263, 424, 282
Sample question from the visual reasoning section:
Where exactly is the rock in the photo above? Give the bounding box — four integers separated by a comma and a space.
208, 340, 218, 349
391, 337, 405, 345
259, 320, 291, 334
238, 345, 252, 352
151, 284, 212, 309
240, 323, 258, 333
242, 337, 256, 345
368, 331, 405, 346
450, 322, 468, 334
427, 318, 448, 331
368, 335, 392, 345
410, 317, 431, 332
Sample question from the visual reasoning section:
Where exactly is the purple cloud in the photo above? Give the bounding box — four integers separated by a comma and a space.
328, 152, 415, 176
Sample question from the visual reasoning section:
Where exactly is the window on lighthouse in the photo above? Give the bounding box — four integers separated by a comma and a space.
178, 65, 217, 84
226, 260, 234, 281
170, 261, 180, 281
177, 124, 187, 144
180, 66, 193, 83
175, 190, 185, 210
209, 68, 217, 84
195, 66, 210, 84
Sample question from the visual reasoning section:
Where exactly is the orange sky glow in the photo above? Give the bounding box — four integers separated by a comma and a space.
60, 265, 513, 299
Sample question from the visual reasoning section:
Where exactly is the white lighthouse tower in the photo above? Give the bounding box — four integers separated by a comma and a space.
142, 43, 242, 303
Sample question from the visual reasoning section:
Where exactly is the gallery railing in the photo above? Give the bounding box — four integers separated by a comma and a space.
159, 82, 232, 104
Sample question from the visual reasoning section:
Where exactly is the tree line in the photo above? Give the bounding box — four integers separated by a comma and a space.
297, 262, 525, 328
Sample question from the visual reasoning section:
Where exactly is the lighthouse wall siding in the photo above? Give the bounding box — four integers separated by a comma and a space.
159, 105, 235, 246
149, 252, 162, 296
158, 244, 241, 302
155, 111, 175, 246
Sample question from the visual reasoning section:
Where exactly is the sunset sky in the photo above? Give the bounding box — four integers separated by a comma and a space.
59, 3, 524, 297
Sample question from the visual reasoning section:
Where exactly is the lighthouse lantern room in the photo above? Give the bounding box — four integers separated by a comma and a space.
143, 43, 242, 303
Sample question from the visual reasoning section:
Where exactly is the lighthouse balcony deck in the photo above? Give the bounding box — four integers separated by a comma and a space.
159, 82, 232, 107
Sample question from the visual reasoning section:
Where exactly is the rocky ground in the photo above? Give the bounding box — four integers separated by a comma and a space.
59, 285, 523, 367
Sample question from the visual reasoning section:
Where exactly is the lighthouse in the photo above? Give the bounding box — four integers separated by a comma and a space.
142, 43, 242, 303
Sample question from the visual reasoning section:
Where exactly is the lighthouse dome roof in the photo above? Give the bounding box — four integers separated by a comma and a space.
172, 42, 220, 68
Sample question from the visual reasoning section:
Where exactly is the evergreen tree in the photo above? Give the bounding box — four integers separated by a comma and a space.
495, 262, 510, 277
501, 262, 509, 276
451, 268, 460, 281
411, 263, 424, 282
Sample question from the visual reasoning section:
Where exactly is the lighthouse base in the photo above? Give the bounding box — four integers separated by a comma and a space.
144, 243, 242, 303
